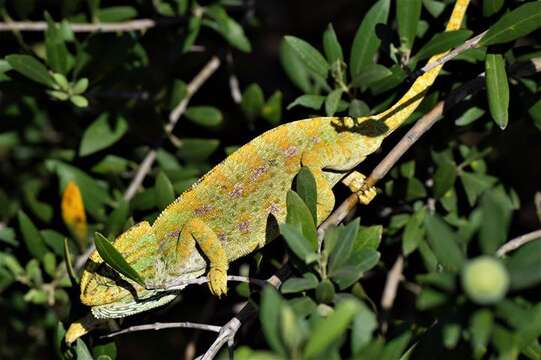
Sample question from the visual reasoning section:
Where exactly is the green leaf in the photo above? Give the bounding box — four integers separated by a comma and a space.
331, 249, 380, 290
45, 13, 71, 74
154, 171, 175, 211
72, 78, 89, 94
17, 211, 48, 261
177, 138, 220, 162
185, 106, 223, 127
351, 64, 392, 88
424, 214, 465, 272
92, 155, 130, 175
480, 2, 541, 46
455, 107, 485, 126
64, 237, 78, 285
96, 6, 137, 22
412, 29, 472, 62
422, 0, 447, 18
205, 6, 251, 52
405, 177, 426, 201
355, 225, 383, 250
181, 14, 202, 53
369, 64, 407, 95
280, 40, 312, 93
323, 24, 343, 63
260, 287, 286, 356
432, 153, 457, 199
483, 0, 504, 17
296, 167, 318, 223
261, 91, 282, 125
70, 95, 89, 108
41, 229, 66, 256
94, 232, 145, 286
287, 95, 325, 111
351, 302, 377, 354
350, 0, 390, 78
75, 339, 94, 360
303, 300, 359, 359
328, 219, 359, 273
6, 54, 54, 87
284, 36, 329, 79
325, 89, 343, 116
479, 190, 512, 255
460, 172, 497, 206
397, 0, 422, 51
79, 114, 128, 156
279, 223, 318, 264
485, 54, 509, 129
285, 190, 317, 250
528, 98, 541, 131
470, 309, 493, 359
241, 83, 264, 121
402, 208, 426, 256
506, 237, 541, 290
281, 273, 318, 293
416, 287, 448, 310
349, 99, 370, 117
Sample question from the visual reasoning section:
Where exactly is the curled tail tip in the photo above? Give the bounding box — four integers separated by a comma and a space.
65, 313, 102, 344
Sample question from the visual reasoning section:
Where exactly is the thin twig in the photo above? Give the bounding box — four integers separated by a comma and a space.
123, 56, 221, 201
198, 270, 289, 360
381, 255, 404, 310
0, 19, 158, 32
420, 31, 487, 74
496, 229, 541, 257
102, 321, 221, 339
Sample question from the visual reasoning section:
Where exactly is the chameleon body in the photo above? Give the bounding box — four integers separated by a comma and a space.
66, 0, 470, 342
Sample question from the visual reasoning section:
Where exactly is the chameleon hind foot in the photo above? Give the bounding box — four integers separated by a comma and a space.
178, 218, 229, 297
342, 171, 377, 205
208, 265, 228, 297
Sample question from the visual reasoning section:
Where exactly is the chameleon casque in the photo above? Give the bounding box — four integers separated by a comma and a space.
66, 0, 470, 343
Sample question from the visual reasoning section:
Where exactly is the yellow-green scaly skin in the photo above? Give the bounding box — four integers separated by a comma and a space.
66, 0, 469, 341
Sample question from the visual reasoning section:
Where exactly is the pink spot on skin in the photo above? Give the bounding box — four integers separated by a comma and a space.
268, 202, 280, 215
230, 183, 244, 198
218, 233, 227, 243
238, 220, 251, 234
250, 164, 269, 181
284, 146, 298, 158
194, 204, 213, 216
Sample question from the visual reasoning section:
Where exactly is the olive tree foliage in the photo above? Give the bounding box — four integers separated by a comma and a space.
0, 0, 541, 359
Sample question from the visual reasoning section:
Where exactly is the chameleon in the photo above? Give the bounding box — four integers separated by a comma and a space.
65, 0, 470, 343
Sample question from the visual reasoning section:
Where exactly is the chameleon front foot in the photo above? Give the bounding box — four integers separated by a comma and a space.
208, 265, 228, 297
342, 171, 377, 205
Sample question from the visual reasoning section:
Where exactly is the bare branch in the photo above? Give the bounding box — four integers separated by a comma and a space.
381, 255, 404, 310
0, 19, 158, 33
102, 321, 222, 339
496, 229, 541, 257
123, 56, 221, 201
420, 31, 487, 74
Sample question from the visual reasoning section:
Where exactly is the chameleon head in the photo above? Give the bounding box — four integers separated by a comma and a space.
66, 221, 206, 343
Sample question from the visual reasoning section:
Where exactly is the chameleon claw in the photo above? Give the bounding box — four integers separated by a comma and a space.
342, 171, 377, 205
208, 266, 228, 297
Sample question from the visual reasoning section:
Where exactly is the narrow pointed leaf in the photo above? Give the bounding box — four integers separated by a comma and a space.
94, 232, 145, 286
485, 54, 509, 129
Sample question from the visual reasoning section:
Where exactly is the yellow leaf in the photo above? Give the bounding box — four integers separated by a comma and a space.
61, 180, 88, 249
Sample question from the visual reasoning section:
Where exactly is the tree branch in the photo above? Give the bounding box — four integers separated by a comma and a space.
102, 321, 221, 339
0, 19, 160, 33
145, 275, 268, 291
123, 56, 221, 201
496, 228, 541, 257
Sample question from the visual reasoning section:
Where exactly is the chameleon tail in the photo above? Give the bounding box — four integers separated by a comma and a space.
378, 0, 470, 132
65, 313, 104, 344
